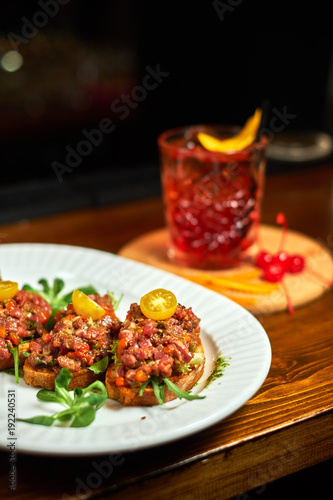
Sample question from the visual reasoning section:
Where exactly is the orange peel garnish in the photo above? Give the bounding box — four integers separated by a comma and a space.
186, 271, 281, 308
220, 294, 258, 306
189, 274, 279, 295
197, 108, 262, 153
216, 270, 262, 282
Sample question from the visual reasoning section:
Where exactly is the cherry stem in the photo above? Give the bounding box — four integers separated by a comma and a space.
276, 212, 287, 253
251, 210, 263, 251
280, 280, 294, 315
305, 267, 333, 287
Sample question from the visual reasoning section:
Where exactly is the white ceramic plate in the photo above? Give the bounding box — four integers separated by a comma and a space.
0, 243, 271, 456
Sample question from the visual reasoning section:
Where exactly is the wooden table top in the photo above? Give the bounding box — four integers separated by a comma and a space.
0, 163, 333, 500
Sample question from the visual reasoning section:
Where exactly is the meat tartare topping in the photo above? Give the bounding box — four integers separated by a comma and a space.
115, 302, 201, 387
28, 294, 121, 371
0, 290, 52, 360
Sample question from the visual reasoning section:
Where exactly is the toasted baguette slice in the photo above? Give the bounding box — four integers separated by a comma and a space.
23, 359, 104, 391
0, 342, 31, 371
105, 343, 205, 406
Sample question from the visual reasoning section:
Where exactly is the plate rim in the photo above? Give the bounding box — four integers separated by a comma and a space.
0, 242, 271, 456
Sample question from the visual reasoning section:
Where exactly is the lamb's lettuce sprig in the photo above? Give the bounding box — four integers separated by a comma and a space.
17, 367, 107, 427
139, 375, 206, 405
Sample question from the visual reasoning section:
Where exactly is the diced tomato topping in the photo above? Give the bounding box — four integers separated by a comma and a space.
85, 353, 95, 366
42, 333, 52, 343
115, 376, 127, 387
116, 337, 129, 361
9, 332, 19, 345
135, 370, 149, 383
5, 300, 16, 312
79, 343, 90, 354
0, 327, 6, 338
74, 350, 85, 358
39, 311, 50, 325
64, 314, 76, 321
163, 344, 175, 355
53, 339, 61, 347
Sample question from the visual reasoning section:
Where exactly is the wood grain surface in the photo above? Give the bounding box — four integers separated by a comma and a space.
0, 164, 332, 500
119, 224, 333, 314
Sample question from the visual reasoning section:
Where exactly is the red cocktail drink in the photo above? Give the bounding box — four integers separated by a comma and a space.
158, 125, 268, 269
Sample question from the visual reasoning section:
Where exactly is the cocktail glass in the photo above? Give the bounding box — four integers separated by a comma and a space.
158, 124, 268, 270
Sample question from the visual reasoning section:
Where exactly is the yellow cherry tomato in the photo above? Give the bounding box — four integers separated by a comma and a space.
140, 288, 177, 320
198, 108, 262, 153
0, 281, 19, 301
72, 289, 106, 320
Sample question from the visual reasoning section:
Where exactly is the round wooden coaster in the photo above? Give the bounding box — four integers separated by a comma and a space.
118, 225, 333, 314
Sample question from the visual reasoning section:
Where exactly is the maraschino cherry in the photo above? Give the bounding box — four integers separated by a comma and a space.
255, 212, 332, 313
255, 213, 305, 283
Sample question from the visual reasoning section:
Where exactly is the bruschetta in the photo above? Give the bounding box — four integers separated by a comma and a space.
105, 301, 205, 406
24, 293, 121, 390
0, 289, 52, 370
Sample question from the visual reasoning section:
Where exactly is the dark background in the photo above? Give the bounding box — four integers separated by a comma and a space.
0, 0, 332, 222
